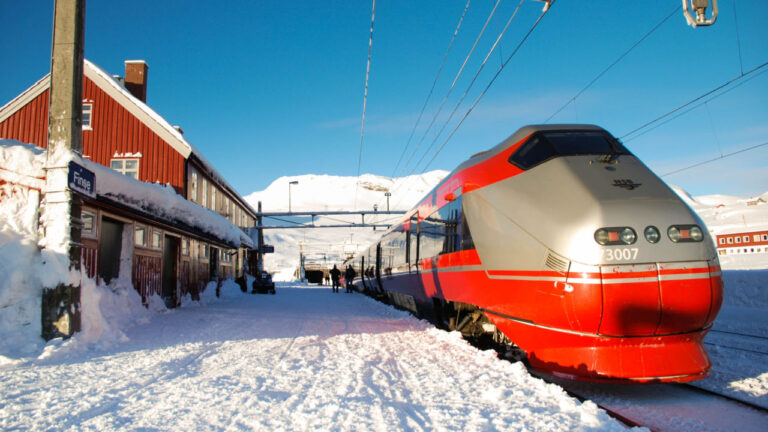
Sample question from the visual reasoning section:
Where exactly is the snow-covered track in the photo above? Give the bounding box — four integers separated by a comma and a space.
549, 378, 768, 431
705, 329, 768, 356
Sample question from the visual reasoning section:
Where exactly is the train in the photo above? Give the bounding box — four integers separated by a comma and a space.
344, 124, 723, 383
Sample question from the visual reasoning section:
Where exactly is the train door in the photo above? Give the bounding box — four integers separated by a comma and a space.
375, 243, 382, 292
409, 214, 419, 273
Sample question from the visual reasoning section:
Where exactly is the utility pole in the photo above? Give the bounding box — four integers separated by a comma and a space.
41, 0, 86, 340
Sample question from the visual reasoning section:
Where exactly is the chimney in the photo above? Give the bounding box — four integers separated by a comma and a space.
124, 60, 148, 102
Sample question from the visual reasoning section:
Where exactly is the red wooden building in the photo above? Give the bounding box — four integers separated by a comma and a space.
0, 59, 259, 306
715, 230, 768, 256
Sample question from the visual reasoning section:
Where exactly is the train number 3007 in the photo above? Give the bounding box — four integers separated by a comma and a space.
603, 248, 639, 261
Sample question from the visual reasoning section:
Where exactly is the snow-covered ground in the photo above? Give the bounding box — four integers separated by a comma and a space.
0, 281, 628, 431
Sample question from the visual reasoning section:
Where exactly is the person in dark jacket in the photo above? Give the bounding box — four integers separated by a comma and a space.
330, 265, 341, 293
344, 266, 356, 293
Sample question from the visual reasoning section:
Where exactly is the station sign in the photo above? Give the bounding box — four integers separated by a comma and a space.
261, 245, 275, 254
68, 161, 96, 199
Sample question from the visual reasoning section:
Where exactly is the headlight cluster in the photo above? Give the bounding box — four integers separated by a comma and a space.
594, 225, 703, 245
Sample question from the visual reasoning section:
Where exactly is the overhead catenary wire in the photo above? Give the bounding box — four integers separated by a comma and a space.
543, 5, 680, 124
621, 59, 768, 141
397, 0, 503, 178
419, 1, 555, 173
621, 66, 768, 143
354, 0, 377, 212
390, 0, 472, 178
661, 141, 768, 177
409, 0, 526, 175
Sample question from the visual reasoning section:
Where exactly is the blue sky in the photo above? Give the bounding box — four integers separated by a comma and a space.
1, 1, 767, 198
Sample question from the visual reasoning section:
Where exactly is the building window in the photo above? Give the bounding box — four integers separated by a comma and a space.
763, 234, 768, 242
736, 237, 742, 244
82, 103, 93, 130
200, 243, 209, 260
135, 225, 146, 247
190, 172, 198, 203
744, 236, 750, 243
82, 210, 97, 238
202, 179, 208, 207
212, 188, 217, 212
719, 238, 725, 245
727, 237, 733, 244
110, 158, 139, 179
152, 230, 162, 249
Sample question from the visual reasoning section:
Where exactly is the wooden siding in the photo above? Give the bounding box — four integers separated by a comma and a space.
0, 90, 49, 148
133, 254, 162, 304
0, 77, 186, 194
81, 245, 98, 279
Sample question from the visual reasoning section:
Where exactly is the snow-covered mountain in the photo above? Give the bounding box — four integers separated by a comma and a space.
245, 174, 768, 278
244, 171, 448, 280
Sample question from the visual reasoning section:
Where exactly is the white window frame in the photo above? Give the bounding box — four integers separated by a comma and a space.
82, 103, 93, 130
190, 171, 198, 203
743, 236, 750, 243
135, 225, 147, 247
151, 229, 162, 249
82, 210, 97, 239
202, 178, 208, 208
110, 158, 140, 179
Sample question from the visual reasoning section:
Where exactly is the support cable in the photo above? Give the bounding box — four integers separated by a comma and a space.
620, 60, 768, 141
391, 0, 472, 178
420, 2, 555, 173
398, 0, 503, 178
544, 5, 679, 124
354, 0, 377, 211
622, 66, 768, 143
661, 141, 768, 177
411, 0, 525, 174
733, 0, 744, 76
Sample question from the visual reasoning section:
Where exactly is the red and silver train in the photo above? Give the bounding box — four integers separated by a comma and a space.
345, 124, 723, 383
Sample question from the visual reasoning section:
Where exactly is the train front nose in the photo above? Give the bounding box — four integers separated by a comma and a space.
597, 260, 722, 337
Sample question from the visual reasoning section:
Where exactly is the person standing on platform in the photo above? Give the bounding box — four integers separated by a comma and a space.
344, 265, 356, 293
330, 265, 341, 293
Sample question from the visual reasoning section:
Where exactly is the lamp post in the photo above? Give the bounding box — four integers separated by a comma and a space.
288, 180, 298, 213
384, 191, 391, 212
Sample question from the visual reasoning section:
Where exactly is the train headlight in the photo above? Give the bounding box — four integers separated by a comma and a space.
595, 227, 637, 245
620, 228, 636, 245
668, 225, 704, 243
644, 226, 660, 244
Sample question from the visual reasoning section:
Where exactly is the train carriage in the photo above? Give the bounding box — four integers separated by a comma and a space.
346, 124, 723, 383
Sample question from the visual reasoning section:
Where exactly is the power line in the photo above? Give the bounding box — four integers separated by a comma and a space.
398, 0, 503, 178
621, 66, 768, 143
544, 5, 680, 124
354, 0, 377, 211
661, 141, 768, 177
410, 0, 525, 175
621, 60, 768, 141
391, 0, 472, 178
420, 1, 555, 173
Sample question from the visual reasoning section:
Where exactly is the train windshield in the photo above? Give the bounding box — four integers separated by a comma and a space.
509, 130, 630, 170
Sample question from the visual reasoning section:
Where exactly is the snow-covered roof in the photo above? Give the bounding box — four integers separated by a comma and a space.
0, 139, 252, 249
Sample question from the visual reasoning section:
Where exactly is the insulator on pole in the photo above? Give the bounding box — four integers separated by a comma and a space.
683, 0, 718, 28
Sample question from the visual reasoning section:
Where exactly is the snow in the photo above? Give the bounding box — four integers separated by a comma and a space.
244, 171, 447, 279
0, 283, 629, 431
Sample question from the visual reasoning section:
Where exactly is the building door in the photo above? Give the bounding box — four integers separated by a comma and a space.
99, 217, 123, 284
162, 235, 179, 308
209, 246, 219, 280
